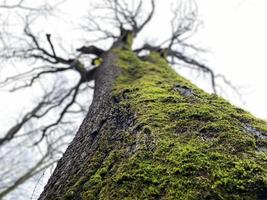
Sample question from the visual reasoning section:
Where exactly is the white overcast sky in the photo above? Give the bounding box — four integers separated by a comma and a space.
195, 0, 267, 119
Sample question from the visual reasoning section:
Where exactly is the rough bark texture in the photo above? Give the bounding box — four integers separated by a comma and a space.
39, 43, 267, 199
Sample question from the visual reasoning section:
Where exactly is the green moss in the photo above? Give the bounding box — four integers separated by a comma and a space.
62, 176, 87, 199
64, 48, 267, 199
124, 31, 133, 50
109, 49, 267, 199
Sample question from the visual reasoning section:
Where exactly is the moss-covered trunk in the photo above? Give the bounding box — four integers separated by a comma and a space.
39, 46, 267, 200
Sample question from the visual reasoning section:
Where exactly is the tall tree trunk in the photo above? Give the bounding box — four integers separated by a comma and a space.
39, 38, 267, 200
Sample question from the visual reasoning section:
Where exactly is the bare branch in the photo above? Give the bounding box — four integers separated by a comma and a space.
8, 67, 71, 92
34, 80, 82, 145
135, 44, 217, 93
0, 0, 43, 11
46, 34, 57, 58
24, 26, 70, 65
168, 49, 217, 93
77, 45, 105, 56
135, 0, 155, 34
0, 97, 49, 146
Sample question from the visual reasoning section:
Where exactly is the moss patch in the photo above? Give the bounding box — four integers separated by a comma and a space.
65, 49, 267, 200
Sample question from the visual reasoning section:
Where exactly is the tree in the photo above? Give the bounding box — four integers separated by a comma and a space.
0, 0, 267, 199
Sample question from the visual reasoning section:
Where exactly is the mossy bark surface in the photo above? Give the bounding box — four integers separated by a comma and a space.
39, 47, 267, 200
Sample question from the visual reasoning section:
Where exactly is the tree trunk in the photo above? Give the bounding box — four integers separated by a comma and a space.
39, 39, 267, 199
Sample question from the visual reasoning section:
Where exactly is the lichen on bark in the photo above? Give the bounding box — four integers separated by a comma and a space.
47, 48, 267, 200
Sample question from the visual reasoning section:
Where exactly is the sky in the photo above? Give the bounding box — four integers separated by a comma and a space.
1, 0, 267, 199
195, 0, 267, 119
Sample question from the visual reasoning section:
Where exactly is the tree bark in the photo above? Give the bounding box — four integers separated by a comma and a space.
39, 39, 267, 199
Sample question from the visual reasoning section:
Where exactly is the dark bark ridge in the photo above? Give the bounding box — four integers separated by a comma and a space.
39, 36, 267, 199
38, 34, 134, 199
